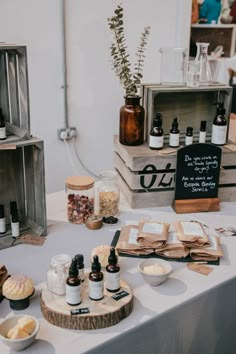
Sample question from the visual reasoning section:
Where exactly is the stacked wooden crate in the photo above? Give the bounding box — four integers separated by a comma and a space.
114, 84, 236, 208
0, 45, 47, 249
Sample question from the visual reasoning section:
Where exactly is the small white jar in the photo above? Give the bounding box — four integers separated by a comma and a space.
47, 254, 71, 295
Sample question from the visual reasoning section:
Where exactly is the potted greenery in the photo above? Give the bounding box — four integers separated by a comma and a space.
107, 4, 151, 146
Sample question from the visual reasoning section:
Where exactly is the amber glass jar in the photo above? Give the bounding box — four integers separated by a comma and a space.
119, 96, 145, 146
65, 176, 94, 224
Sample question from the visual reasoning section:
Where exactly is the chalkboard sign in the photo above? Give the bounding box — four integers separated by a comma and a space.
174, 143, 222, 200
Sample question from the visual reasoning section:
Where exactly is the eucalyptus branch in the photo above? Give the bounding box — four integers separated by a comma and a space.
107, 5, 151, 96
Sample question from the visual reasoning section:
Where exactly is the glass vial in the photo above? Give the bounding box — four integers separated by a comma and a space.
10, 201, 20, 237
185, 127, 193, 146
89, 255, 104, 301
99, 170, 120, 217
105, 247, 120, 293
199, 120, 207, 143
65, 176, 94, 224
211, 103, 227, 145
149, 113, 164, 150
66, 258, 81, 306
0, 108, 6, 140
169, 117, 180, 147
47, 254, 71, 295
75, 254, 85, 282
0, 204, 6, 234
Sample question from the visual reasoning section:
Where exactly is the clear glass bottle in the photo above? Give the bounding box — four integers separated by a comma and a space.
98, 170, 120, 217
195, 43, 212, 84
47, 254, 71, 295
65, 176, 94, 224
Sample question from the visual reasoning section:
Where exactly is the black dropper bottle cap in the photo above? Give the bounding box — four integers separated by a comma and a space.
172, 117, 178, 128
69, 258, 79, 277
108, 247, 118, 265
0, 108, 4, 124
186, 127, 193, 136
0, 205, 4, 218
217, 102, 225, 115
75, 254, 84, 266
92, 255, 101, 272
200, 120, 207, 131
10, 201, 17, 214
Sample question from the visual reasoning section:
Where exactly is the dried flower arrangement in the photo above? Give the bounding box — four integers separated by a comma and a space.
107, 4, 151, 96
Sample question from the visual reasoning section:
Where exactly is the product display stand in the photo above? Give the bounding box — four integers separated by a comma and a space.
172, 197, 220, 214
40, 278, 133, 330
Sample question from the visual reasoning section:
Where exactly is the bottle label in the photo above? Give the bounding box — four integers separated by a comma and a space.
185, 136, 193, 146
199, 131, 206, 143
0, 127, 6, 139
169, 133, 180, 147
149, 135, 164, 148
89, 279, 104, 300
105, 271, 120, 291
66, 284, 81, 305
211, 125, 227, 145
0, 218, 6, 233
11, 222, 20, 237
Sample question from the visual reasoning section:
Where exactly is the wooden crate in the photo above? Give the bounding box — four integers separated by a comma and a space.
0, 137, 47, 249
141, 84, 232, 145
114, 136, 236, 208
0, 45, 30, 143
191, 24, 236, 58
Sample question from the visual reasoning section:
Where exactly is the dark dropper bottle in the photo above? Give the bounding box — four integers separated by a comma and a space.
66, 258, 81, 306
89, 255, 104, 301
106, 247, 120, 292
169, 117, 180, 147
149, 112, 164, 150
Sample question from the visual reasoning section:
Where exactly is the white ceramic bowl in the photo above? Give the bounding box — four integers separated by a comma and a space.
0, 315, 39, 351
139, 259, 172, 286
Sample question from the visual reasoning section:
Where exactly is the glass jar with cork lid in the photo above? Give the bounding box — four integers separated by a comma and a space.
98, 170, 120, 217
65, 176, 94, 224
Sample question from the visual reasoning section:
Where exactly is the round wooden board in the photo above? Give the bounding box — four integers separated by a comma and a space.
40, 278, 133, 330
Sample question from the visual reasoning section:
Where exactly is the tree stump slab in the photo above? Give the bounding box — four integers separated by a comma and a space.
40, 278, 133, 330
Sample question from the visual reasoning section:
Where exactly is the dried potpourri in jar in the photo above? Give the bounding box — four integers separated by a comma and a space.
65, 176, 94, 224
99, 170, 120, 217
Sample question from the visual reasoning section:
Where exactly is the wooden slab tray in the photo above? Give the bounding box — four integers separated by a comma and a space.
40, 278, 133, 330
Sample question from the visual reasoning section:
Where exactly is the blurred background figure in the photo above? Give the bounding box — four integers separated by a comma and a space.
199, 0, 222, 23
192, 0, 199, 23
220, 0, 236, 23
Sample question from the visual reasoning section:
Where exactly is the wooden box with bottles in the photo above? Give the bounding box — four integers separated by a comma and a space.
0, 45, 31, 143
141, 84, 232, 145
113, 134, 236, 208
0, 137, 47, 249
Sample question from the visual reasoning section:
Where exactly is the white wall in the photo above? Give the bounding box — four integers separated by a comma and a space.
0, 0, 191, 193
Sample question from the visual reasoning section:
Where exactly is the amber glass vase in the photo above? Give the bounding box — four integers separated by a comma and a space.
119, 96, 145, 146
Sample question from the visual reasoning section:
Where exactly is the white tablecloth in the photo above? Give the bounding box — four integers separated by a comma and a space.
0, 192, 236, 354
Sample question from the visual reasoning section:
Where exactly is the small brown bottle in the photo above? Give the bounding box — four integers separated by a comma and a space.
105, 248, 120, 292
89, 255, 104, 301
66, 258, 81, 306
149, 113, 164, 150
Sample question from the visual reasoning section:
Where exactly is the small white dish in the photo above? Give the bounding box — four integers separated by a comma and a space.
139, 258, 172, 286
0, 315, 39, 351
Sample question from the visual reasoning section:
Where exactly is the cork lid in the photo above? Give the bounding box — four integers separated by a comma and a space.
65, 176, 94, 191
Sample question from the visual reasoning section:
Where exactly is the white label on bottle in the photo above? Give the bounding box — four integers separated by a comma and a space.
185, 136, 193, 146
0, 127, 6, 139
0, 218, 6, 234
169, 133, 179, 147
66, 284, 81, 305
211, 125, 227, 145
89, 279, 104, 300
11, 222, 20, 237
199, 131, 206, 143
149, 135, 164, 148
105, 271, 120, 291
181, 221, 205, 237
142, 222, 164, 234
